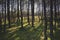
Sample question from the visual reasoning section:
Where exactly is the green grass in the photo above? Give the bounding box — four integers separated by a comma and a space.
0, 16, 60, 40
0, 22, 44, 40
0, 16, 44, 40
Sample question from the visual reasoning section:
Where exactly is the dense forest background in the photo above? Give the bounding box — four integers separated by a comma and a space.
0, 0, 60, 40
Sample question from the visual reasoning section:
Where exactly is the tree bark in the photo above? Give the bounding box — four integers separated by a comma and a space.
4, 0, 6, 32
42, 0, 47, 40
27, 0, 30, 25
31, 0, 34, 27
20, 0, 23, 28
7, 0, 10, 28
50, 0, 54, 40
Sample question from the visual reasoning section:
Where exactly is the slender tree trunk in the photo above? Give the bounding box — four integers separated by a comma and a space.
27, 0, 30, 25
17, 0, 19, 21
2, 0, 3, 22
57, 1, 60, 27
42, 1, 44, 24
0, 1, 2, 32
31, 0, 34, 27
17, 0, 20, 26
7, 0, 10, 28
20, 0, 23, 28
0, 12, 2, 32
50, 0, 54, 40
54, 0, 57, 32
4, 0, 6, 32
42, 0, 47, 40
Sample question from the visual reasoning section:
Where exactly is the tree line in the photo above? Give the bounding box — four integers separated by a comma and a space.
0, 0, 60, 40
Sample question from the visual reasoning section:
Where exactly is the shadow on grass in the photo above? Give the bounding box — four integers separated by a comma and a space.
0, 23, 43, 40
54, 28, 60, 40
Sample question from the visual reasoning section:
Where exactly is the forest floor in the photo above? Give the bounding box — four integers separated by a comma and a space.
0, 22, 60, 40
0, 16, 60, 40
0, 21, 44, 40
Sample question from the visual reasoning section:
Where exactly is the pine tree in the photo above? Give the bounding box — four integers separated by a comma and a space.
27, 0, 30, 25
42, 0, 47, 40
0, 0, 2, 32
50, 0, 54, 40
31, 0, 34, 27
7, 0, 11, 28
20, 0, 23, 28
4, 0, 6, 32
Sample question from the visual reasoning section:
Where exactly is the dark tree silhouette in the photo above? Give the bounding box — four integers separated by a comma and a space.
27, 0, 30, 25
54, 0, 57, 32
0, 0, 2, 32
0, 13, 2, 32
31, 0, 34, 27
42, 0, 44, 24
17, 0, 19, 21
17, 0, 20, 26
50, 0, 54, 40
20, 0, 23, 28
7, 0, 11, 28
57, 0, 60, 27
42, 0, 47, 40
4, 0, 6, 32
